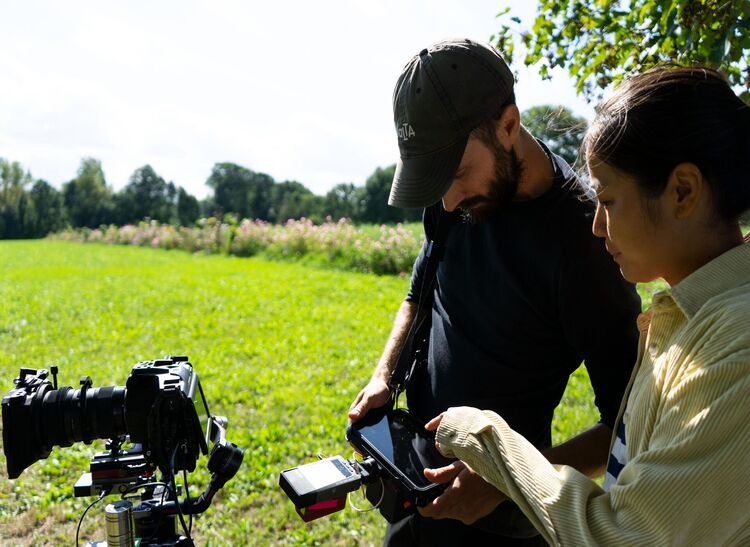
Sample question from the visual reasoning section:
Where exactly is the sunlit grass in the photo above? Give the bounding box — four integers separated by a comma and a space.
0, 241, 404, 545
0, 240, 666, 545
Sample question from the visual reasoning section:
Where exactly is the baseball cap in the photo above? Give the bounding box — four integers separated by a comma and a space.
388, 38, 515, 209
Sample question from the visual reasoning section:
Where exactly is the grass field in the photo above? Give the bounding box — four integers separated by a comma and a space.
0, 240, 663, 545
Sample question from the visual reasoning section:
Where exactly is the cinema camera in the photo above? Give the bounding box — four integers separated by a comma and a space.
1, 356, 244, 546
279, 407, 454, 523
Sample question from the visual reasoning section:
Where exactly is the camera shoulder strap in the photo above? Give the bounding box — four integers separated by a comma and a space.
388, 205, 452, 399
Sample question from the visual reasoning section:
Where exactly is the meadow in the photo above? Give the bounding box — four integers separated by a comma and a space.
0, 240, 664, 545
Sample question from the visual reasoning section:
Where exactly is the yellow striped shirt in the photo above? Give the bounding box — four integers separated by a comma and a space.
437, 242, 750, 546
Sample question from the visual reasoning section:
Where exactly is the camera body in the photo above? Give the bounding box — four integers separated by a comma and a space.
2, 356, 209, 479
124, 359, 209, 474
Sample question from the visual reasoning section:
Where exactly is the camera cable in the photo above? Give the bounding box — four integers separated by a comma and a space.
348, 479, 384, 513
75, 486, 109, 547
183, 468, 193, 535
169, 444, 192, 541
144, 480, 171, 544
347, 452, 384, 513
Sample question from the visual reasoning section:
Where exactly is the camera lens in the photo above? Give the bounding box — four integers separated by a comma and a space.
2, 377, 127, 478
40, 385, 127, 447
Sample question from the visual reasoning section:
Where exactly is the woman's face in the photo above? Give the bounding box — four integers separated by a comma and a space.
588, 161, 675, 284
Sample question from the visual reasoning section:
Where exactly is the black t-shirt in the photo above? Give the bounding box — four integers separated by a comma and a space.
406, 146, 641, 451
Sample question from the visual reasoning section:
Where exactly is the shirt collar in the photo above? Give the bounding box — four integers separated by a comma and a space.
537, 139, 566, 183
669, 242, 750, 318
537, 139, 597, 200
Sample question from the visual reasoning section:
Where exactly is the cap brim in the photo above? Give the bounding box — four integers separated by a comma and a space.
388, 136, 468, 209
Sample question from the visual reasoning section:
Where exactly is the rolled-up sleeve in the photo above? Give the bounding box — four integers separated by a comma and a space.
437, 352, 750, 547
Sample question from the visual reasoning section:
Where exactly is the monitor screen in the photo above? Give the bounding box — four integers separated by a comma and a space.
353, 411, 451, 489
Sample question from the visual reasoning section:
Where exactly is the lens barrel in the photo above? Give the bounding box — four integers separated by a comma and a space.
1, 372, 127, 478
40, 385, 127, 447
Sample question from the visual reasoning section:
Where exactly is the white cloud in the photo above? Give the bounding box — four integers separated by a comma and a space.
0, 0, 594, 198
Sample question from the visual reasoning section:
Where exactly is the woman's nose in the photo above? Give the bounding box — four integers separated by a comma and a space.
592, 203, 607, 238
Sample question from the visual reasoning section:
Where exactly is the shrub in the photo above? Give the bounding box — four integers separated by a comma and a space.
51, 217, 422, 276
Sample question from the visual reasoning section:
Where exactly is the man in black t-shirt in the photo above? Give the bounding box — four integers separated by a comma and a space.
348, 39, 640, 546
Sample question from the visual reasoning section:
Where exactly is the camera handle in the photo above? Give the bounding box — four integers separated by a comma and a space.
155, 416, 244, 516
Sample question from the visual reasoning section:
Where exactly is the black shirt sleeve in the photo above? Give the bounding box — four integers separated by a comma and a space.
406, 239, 429, 304
558, 225, 641, 429
406, 204, 441, 305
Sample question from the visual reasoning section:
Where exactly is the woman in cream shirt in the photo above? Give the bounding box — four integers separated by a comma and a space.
426, 66, 750, 546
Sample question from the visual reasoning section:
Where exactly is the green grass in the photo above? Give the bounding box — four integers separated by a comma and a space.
0, 240, 662, 545
355, 222, 423, 240
551, 280, 665, 444
0, 241, 405, 545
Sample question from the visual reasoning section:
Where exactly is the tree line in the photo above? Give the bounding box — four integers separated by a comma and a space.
0, 104, 586, 239
0, 158, 425, 240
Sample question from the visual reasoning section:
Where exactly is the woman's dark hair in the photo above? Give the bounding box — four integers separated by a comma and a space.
584, 66, 750, 221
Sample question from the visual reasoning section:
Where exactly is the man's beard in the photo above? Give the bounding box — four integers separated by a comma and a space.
459, 141, 525, 224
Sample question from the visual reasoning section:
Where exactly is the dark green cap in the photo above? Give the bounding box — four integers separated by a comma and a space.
388, 38, 515, 209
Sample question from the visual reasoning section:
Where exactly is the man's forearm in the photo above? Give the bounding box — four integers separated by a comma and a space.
542, 422, 612, 478
371, 300, 418, 383
349, 300, 420, 421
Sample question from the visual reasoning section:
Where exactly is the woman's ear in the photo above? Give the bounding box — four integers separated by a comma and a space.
666, 163, 705, 220
495, 104, 521, 150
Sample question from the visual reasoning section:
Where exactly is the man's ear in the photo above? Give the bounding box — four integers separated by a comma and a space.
666, 162, 704, 219
495, 104, 520, 150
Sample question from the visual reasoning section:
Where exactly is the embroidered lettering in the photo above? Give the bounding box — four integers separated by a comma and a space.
397, 122, 416, 141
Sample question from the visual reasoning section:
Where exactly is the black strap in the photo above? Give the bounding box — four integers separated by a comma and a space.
388, 206, 452, 398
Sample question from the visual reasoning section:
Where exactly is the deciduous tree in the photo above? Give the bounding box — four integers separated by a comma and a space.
522, 105, 587, 165
324, 183, 361, 221
359, 165, 421, 224
176, 187, 200, 226
63, 158, 114, 228
494, 1, 750, 101
116, 165, 176, 224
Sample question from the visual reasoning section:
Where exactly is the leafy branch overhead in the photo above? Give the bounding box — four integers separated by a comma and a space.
521, 105, 588, 166
493, 0, 750, 102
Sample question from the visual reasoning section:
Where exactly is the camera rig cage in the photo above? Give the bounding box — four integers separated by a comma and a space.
1, 355, 244, 546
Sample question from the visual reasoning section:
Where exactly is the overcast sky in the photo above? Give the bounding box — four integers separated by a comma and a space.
0, 0, 594, 198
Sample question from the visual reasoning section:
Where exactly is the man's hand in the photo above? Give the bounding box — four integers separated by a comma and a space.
348, 378, 390, 422
418, 460, 507, 524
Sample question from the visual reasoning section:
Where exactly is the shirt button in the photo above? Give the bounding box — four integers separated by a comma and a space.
648, 342, 660, 357
653, 292, 672, 309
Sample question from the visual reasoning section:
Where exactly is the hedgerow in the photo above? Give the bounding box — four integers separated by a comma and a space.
51, 217, 422, 276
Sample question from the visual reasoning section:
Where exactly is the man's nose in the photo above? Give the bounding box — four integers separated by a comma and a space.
442, 182, 465, 212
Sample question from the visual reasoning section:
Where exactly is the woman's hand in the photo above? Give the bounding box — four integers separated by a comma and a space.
425, 412, 445, 453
